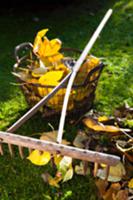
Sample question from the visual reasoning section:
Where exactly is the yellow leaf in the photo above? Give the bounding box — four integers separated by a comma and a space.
48, 176, 61, 188
39, 71, 64, 83
45, 38, 62, 57
41, 172, 61, 188
46, 53, 63, 64
98, 116, 110, 122
128, 178, 133, 188
63, 166, 73, 182
33, 29, 49, 53
27, 150, 51, 166
83, 117, 122, 133
54, 154, 63, 167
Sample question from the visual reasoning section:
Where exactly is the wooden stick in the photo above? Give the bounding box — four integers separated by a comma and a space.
18, 146, 24, 159
8, 143, 14, 157
0, 140, 4, 155
57, 9, 113, 143
93, 162, 99, 177
105, 165, 110, 181
0, 131, 119, 166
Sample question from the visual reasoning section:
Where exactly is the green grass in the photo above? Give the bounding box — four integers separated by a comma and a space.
0, 0, 133, 199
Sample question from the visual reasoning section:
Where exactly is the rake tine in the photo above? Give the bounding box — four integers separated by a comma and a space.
18, 146, 24, 159
28, 148, 33, 154
105, 165, 110, 181
93, 162, 99, 177
8, 143, 14, 157
0, 140, 4, 155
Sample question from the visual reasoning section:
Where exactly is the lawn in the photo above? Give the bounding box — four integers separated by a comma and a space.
0, 0, 133, 199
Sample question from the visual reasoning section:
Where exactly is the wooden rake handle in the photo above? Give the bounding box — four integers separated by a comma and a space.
0, 131, 120, 166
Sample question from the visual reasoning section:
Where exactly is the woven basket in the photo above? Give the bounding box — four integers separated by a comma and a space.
13, 43, 104, 118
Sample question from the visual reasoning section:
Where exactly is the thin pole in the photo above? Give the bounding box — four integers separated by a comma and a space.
57, 9, 113, 143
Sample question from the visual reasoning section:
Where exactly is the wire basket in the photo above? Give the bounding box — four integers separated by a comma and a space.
13, 42, 104, 118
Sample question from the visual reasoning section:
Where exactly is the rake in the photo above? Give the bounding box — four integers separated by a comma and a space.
0, 8, 120, 180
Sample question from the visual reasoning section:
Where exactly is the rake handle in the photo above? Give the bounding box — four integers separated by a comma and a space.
57, 9, 113, 143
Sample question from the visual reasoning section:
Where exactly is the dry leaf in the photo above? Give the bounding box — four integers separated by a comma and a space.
83, 117, 130, 134
113, 189, 128, 200
40, 131, 70, 145
128, 178, 133, 189
95, 179, 109, 197
63, 166, 73, 182
41, 172, 61, 188
73, 131, 89, 148
97, 162, 126, 182
75, 162, 90, 175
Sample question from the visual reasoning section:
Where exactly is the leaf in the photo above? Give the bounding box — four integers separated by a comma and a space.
128, 178, 133, 189
97, 162, 126, 182
41, 38, 62, 57
75, 55, 100, 84
103, 184, 120, 200
41, 172, 61, 188
95, 179, 109, 197
40, 131, 70, 145
83, 117, 129, 134
12, 71, 31, 82
58, 156, 72, 174
31, 67, 47, 78
63, 166, 73, 182
39, 70, 64, 84
113, 189, 128, 200
75, 161, 90, 175
73, 131, 89, 148
33, 29, 49, 53
54, 154, 63, 167
27, 150, 51, 166
38, 71, 64, 97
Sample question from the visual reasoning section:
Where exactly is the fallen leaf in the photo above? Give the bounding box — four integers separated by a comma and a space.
40, 131, 70, 145
41, 172, 61, 188
97, 162, 126, 182
113, 189, 128, 200
83, 117, 130, 134
95, 179, 109, 197
73, 131, 89, 148
75, 161, 90, 175
63, 166, 73, 182
27, 150, 51, 166
128, 178, 133, 189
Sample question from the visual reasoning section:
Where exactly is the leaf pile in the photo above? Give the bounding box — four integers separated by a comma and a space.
26, 104, 133, 199
81, 105, 133, 200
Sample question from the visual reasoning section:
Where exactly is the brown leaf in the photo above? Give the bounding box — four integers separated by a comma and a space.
103, 183, 121, 200
113, 189, 128, 200
95, 179, 109, 198
73, 131, 89, 148
40, 131, 70, 145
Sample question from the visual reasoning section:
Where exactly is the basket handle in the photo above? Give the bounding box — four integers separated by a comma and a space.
14, 42, 33, 63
